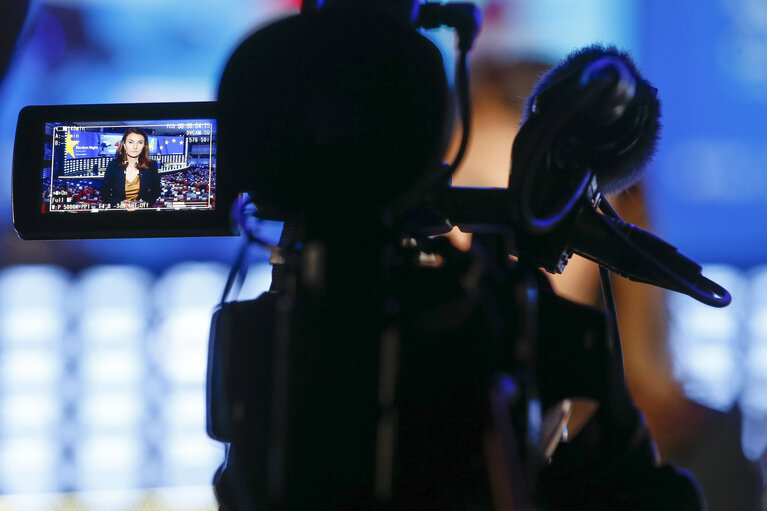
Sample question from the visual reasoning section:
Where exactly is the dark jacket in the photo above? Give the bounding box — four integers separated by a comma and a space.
99, 159, 161, 207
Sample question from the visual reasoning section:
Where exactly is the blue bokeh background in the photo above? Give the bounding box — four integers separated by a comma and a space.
642, 0, 767, 266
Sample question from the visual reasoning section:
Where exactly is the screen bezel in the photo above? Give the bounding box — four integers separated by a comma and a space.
13, 101, 237, 239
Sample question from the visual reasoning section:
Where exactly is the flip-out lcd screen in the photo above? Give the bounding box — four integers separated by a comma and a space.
44, 119, 216, 213
13, 102, 235, 239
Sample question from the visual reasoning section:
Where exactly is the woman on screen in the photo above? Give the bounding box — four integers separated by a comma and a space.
100, 127, 161, 208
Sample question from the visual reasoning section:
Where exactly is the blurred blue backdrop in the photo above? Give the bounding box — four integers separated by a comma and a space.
0, 0, 765, 509
642, 0, 767, 267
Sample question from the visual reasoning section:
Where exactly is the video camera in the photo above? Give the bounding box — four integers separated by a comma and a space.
10, 0, 731, 509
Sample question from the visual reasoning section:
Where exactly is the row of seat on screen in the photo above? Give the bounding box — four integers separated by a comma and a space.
668, 264, 767, 463
0, 262, 273, 495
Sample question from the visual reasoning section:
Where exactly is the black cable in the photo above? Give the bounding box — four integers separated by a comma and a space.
448, 48, 471, 177
597, 193, 619, 219
219, 237, 252, 306
216, 198, 283, 510
599, 265, 626, 380
386, 47, 472, 213
220, 196, 279, 305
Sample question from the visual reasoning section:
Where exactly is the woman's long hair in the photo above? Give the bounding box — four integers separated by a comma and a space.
116, 127, 152, 169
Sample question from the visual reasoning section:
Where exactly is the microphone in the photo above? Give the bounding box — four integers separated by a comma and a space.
414, 45, 730, 307
521, 44, 661, 194
508, 45, 661, 234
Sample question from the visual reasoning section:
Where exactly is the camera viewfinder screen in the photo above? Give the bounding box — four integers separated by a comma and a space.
43, 119, 216, 213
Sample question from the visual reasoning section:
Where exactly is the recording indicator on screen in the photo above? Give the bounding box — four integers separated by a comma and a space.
43, 119, 217, 213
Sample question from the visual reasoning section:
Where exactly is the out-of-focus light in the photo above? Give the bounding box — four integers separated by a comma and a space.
0, 309, 66, 344
156, 311, 211, 344
740, 344, 767, 417
740, 384, 767, 418
71, 265, 154, 348
681, 381, 740, 412
78, 391, 145, 432
741, 414, 767, 461
75, 435, 143, 491
744, 269, 767, 424
748, 308, 767, 339
162, 434, 224, 487
672, 339, 741, 411
165, 389, 206, 431
157, 349, 208, 386
0, 265, 70, 345
80, 349, 144, 387
237, 262, 273, 300
745, 343, 767, 377
154, 485, 218, 511
152, 311, 211, 385
0, 437, 59, 494
0, 265, 70, 310
668, 265, 747, 412
0, 348, 61, 390
669, 265, 747, 335
0, 393, 61, 437
704, 264, 750, 305
79, 310, 147, 345
153, 262, 228, 312
72, 265, 153, 310
676, 343, 738, 376
670, 307, 740, 339
749, 265, 767, 303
